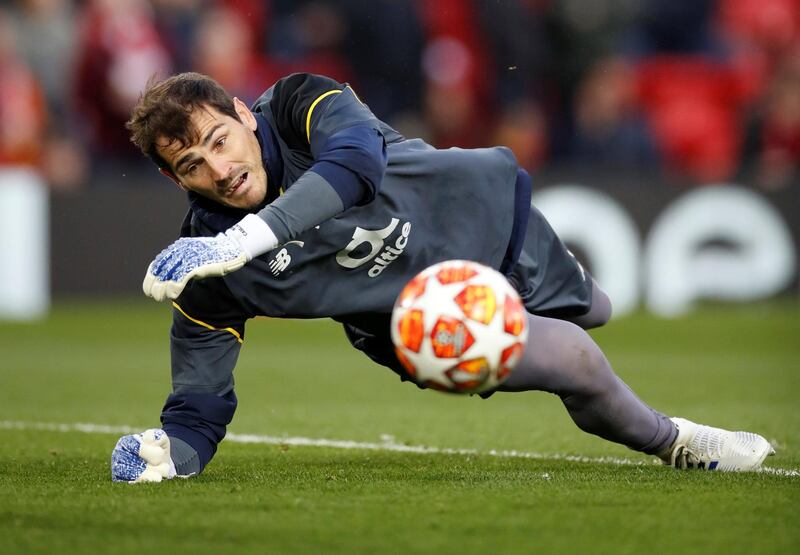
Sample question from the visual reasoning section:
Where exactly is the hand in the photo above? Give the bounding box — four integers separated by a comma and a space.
111, 429, 177, 483
142, 214, 279, 302
142, 233, 248, 302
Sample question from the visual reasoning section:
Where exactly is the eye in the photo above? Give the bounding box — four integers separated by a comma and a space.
215, 136, 226, 151
187, 163, 198, 175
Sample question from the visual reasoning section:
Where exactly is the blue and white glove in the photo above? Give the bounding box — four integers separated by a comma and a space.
143, 214, 278, 301
111, 429, 177, 483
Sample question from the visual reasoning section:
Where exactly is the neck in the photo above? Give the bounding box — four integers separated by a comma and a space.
254, 112, 283, 204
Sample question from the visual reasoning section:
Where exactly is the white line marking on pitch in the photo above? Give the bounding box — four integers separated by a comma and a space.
1, 420, 797, 477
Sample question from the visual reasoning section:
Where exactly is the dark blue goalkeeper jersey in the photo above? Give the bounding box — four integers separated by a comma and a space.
160, 73, 533, 471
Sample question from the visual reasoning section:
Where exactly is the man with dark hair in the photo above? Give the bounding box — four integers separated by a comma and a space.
111, 72, 773, 482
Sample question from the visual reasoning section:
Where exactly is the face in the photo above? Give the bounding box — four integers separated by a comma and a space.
156, 98, 268, 210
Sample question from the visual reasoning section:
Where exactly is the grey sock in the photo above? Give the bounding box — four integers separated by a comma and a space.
169, 436, 201, 476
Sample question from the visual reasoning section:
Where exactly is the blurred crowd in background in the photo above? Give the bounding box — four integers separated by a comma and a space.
0, 0, 798, 192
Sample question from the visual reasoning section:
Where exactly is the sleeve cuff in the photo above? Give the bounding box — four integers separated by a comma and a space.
225, 213, 279, 260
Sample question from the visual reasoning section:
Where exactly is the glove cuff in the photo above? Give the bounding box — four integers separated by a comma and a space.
225, 213, 279, 260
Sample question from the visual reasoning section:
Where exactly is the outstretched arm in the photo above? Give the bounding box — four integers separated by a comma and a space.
143, 73, 388, 302
112, 278, 246, 482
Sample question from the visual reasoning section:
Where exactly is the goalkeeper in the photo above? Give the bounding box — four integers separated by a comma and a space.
111, 72, 773, 482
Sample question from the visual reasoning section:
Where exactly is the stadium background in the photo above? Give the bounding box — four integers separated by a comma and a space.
0, 0, 798, 318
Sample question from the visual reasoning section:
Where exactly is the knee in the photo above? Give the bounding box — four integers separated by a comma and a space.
505, 314, 616, 395
562, 328, 615, 396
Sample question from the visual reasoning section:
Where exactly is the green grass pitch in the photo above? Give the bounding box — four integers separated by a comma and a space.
1, 300, 798, 554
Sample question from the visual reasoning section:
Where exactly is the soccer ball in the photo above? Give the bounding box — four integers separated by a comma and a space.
390, 260, 528, 394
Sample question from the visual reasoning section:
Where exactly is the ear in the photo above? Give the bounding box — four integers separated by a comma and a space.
233, 97, 257, 131
159, 167, 187, 191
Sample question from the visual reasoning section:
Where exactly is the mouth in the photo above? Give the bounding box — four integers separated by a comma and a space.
225, 172, 248, 198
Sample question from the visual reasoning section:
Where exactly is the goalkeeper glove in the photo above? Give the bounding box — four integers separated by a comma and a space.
143, 213, 278, 301
111, 429, 177, 483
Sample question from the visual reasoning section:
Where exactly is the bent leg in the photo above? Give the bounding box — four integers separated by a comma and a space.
499, 313, 676, 454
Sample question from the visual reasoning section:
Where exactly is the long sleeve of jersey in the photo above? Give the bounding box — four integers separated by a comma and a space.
161, 275, 248, 475
255, 73, 388, 243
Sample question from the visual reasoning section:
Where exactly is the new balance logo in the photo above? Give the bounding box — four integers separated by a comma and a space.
269, 248, 292, 276
267, 241, 304, 276
697, 460, 719, 470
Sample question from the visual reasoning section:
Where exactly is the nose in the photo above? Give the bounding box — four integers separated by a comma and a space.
208, 156, 231, 183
